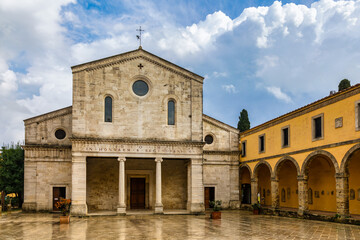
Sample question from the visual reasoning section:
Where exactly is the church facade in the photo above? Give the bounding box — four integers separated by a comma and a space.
22, 48, 240, 215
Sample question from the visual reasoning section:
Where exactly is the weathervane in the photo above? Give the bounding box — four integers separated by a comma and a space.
136, 26, 145, 48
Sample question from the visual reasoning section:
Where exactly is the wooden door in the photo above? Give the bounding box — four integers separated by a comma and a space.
53, 187, 66, 211
204, 187, 215, 209
130, 178, 145, 209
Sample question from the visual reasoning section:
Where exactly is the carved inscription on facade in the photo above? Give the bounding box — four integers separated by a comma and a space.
74, 142, 201, 155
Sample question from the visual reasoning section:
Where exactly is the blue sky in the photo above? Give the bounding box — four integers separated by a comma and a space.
1, 0, 360, 144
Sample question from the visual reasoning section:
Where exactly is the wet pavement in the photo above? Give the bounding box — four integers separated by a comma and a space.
1, 210, 360, 239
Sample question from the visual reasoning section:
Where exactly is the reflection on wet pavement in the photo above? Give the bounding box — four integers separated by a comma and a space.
1, 210, 360, 239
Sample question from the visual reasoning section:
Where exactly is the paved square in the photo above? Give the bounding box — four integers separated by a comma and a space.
1, 210, 360, 239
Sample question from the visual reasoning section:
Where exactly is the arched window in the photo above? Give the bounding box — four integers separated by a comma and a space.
168, 100, 175, 125
104, 96, 112, 122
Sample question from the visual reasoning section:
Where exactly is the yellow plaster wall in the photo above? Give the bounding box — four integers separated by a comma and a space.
257, 165, 272, 206
278, 160, 298, 208
348, 150, 360, 215
307, 157, 336, 212
240, 92, 360, 163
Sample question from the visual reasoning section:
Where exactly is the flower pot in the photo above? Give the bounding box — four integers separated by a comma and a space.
211, 211, 221, 219
253, 209, 259, 215
60, 215, 70, 224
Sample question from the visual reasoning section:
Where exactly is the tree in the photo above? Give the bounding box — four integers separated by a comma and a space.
0, 143, 24, 209
237, 109, 250, 132
338, 79, 351, 91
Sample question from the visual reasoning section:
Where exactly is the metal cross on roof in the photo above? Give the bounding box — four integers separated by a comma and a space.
136, 26, 145, 48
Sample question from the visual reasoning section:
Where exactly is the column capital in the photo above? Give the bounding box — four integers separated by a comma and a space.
117, 157, 126, 162
155, 157, 163, 163
251, 178, 257, 183
297, 175, 307, 181
335, 172, 348, 179
271, 177, 279, 182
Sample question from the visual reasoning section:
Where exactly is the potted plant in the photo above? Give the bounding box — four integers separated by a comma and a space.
55, 198, 71, 224
210, 200, 222, 219
252, 203, 261, 215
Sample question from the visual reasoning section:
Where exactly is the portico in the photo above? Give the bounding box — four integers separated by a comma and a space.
70, 138, 205, 216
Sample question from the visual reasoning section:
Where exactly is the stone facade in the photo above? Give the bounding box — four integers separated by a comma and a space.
23, 48, 240, 215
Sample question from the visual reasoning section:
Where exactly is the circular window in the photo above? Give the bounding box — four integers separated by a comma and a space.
132, 80, 149, 96
55, 129, 66, 140
204, 135, 214, 144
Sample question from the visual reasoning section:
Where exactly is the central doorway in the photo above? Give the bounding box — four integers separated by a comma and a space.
130, 178, 146, 209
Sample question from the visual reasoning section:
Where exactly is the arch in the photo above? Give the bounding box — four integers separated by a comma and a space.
274, 156, 301, 179
239, 163, 252, 177
104, 95, 113, 122
168, 99, 175, 125
340, 143, 360, 174
301, 150, 340, 176
253, 160, 273, 179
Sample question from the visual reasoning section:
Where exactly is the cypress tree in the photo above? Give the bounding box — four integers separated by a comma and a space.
338, 79, 351, 91
237, 109, 250, 132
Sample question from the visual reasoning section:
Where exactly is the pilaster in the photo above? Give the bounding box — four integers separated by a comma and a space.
187, 158, 205, 214
297, 175, 308, 216
271, 177, 279, 211
71, 155, 88, 216
336, 172, 349, 218
251, 178, 258, 204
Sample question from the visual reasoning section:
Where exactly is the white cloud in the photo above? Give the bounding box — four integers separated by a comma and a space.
266, 86, 292, 103
222, 84, 237, 93
2, 0, 360, 143
158, 11, 233, 56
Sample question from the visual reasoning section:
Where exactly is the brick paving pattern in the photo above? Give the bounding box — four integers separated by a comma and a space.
1, 210, 360, 239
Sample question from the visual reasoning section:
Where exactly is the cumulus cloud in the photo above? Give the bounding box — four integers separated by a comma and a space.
158, 11, 233, 56
222, 84, 237, 93
265, 86, 292, 103
2, 0, 360, 143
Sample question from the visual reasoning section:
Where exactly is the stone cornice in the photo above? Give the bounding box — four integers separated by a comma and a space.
24, 106, 72, 125
203, 114, 239, 134
240, 138, 360, 164
203, 150, 241, 155
70, 137, 205, 147
71, 48, 204, 84
241, 84, 360, 137
23, 144, 72, 150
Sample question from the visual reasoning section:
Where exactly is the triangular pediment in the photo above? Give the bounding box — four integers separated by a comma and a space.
71, 48, 204, 83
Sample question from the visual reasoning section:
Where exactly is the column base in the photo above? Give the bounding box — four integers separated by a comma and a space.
155, 203, 163, 214
297, 209, 308, 217
117, 206, 126, 215
229, 200, 240, 209
71, 203, 88, 216
189, 202, 205, 214
22, 202, 37, 212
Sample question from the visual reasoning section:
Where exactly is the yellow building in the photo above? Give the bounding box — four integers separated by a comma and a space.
240, 84, 360, 217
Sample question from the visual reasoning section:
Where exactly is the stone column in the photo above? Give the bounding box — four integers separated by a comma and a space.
117, 157, 126, 215
155, 157, 163, 214
251, 178, 258, 204
336, 172, 349, 218
271, 177, 279, 211
71, 155, 87, 216
187, 158, 205, 214
297, 175, 308, 216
